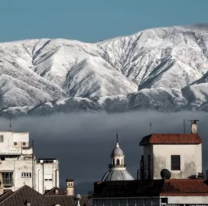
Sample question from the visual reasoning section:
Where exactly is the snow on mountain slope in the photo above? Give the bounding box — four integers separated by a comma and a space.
0, 24, 208, 116
63, 57, 137, 97
97, 25, 208, 89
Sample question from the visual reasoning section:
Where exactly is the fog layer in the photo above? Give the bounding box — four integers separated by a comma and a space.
0, 111, 208, 194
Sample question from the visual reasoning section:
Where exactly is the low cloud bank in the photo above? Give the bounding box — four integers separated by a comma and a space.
0, 111, 208, 193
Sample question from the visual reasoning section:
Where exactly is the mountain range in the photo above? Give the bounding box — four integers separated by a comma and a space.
0, 24, 208, 117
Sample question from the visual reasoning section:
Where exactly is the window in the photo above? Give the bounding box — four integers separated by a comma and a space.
116, 159, 120, 165
0, 135, 3, 142
45, 179, 52, 181
21, 172, 31, 178
171, 155, 180, 170
44, 174, 52, 182
2, 172, 13, 186
161, 198, 168, 203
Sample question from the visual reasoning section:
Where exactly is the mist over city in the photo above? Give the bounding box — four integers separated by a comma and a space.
0, 111, 207, 193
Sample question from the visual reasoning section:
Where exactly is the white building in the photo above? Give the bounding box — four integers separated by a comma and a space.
92, 121, 208, 206
139, 133, 202, 180
0, 131, 59, 194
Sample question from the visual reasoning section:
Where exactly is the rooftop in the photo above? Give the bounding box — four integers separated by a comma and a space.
93, 179, 208, 198
0, 185, 89, 206
139, 134, 202, 145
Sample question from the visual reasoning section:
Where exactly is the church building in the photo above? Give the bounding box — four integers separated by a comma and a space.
101, 136, 134, 181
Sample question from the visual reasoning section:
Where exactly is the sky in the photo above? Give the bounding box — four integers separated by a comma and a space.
0, 111, 208, 193
0, 0, 208, 43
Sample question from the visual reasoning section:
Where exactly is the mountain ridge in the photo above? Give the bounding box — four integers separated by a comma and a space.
0, 24, 208, 117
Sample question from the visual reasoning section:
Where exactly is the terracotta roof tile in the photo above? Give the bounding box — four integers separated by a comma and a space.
139, 134, 202, 145
161, 179, 208, 195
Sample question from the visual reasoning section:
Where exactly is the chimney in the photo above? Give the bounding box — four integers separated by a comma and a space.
66, 179, 74, 196
190, 120, 199, 134
0, 173, 3, 195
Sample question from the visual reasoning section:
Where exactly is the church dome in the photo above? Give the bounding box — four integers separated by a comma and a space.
101, 136, 134, 182
102, 170, 134, 181
111, 146, 124, 157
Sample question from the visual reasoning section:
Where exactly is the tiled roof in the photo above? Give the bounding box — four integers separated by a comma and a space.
139, 134, 202, 145
0, 190, 13, 202
45, 187, 66, 195
93, 180, 163, 197
0, 185, 90, 206
44, 195, 89, 206
0, 185, 45, 206
93, 179, 208, 198
161, 179, 208, 196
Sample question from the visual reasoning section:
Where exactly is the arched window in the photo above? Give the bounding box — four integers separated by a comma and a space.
113, 159, 115, 165
116, 159, 120, 165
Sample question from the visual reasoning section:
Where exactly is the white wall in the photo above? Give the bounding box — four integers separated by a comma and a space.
152, 144, 202, 179
0, 132, 29, 155
35, 161, 59, 194
0, 158, 33, 191
0, 131, 59, 194
142, 145, 153, 179
161, 195, 208, 204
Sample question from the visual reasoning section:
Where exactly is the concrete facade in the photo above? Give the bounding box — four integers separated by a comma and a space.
161, 196, 208, 204
35, 159, 59, 194
142, 143, 202, 179
0, 131, 59, 194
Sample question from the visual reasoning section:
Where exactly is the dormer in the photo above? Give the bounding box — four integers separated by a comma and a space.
139, 133, 202, 180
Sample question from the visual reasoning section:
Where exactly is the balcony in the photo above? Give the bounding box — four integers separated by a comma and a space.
3, 179, 13, 187
108, 164, 126, 168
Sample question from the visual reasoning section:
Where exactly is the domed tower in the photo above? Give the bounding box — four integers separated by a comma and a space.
102, 134, 134, 181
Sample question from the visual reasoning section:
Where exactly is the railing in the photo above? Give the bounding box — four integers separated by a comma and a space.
108, 164, 126, 168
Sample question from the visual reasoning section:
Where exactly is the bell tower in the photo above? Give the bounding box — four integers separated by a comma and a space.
110, 133, 125, 168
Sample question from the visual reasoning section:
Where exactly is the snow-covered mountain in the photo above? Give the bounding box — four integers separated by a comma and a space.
1, 24, 208, 117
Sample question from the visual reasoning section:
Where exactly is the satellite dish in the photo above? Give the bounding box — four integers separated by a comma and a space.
160, 169, 171, 179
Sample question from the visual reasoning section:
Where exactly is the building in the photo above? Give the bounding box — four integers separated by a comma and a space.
101, 137, 134, 181
93, 179, 208, 206
92, 121, 208, 205
0, 184, 89, 206
139, 133, 202, 180
0, 131, 59, 194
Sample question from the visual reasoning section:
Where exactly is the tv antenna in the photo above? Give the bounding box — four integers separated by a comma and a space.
149, 122, 152, 133
9, 116, 12, 131
183, 118, 186, 134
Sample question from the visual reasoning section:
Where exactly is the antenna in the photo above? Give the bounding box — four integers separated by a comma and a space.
149, 122, 152, 133
116, 130, 118, 143
183, 118, 186, 134
9, 116, 12, 131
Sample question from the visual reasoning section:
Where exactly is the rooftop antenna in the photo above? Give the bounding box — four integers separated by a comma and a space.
116, 130, 119, 147
189, 120, 199, 134
9, 116, 12, 131
116, 130, 118, 143
149, 122, 152, 133
183, 118, 186, 134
